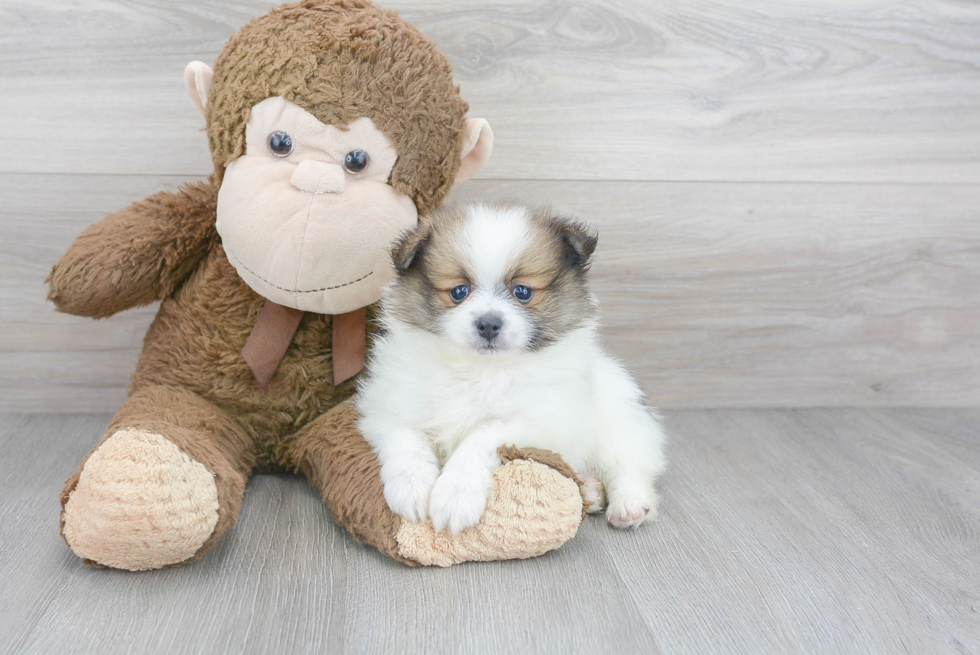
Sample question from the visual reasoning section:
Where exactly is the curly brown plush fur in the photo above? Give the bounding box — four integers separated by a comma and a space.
47, 179, 219, 319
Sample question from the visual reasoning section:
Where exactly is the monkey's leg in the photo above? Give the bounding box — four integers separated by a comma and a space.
60, 385, 255, 571
278, 399, 586, 566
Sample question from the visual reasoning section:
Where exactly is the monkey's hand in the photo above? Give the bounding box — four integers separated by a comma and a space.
47, 179, 218, 318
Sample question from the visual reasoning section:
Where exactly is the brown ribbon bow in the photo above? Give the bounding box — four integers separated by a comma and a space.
242, 300, 366, 390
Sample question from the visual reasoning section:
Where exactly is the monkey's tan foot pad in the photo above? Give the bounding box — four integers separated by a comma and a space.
62, 428, 220, 571
394, 446, 585, 567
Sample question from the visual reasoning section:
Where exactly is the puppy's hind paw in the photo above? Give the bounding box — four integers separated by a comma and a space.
606, 494, 657, 529
582, 476, 607, 513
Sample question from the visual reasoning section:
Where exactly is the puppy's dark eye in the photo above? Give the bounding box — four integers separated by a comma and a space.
268, 131, 293, 157
512, 285, 533, 303
449, 284, 469, 303
343, 150, 369, 173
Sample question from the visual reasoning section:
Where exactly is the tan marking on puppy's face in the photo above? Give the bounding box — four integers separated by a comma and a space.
504, 220, 572, 309
387, 201, 598, 352
509, 275, 550, 308
508, 206, 598, 348
399, 204, 474, 308
388, 203, 471, 329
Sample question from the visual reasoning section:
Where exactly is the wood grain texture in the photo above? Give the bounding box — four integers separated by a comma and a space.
3, 174, 977, 411
1, 409, 977, 653
2, 0, 979, 408
0, 0, 978, 182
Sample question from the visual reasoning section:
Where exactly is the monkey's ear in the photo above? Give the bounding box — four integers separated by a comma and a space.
183, 61, 214, 116
391, 223, 432, 274
454, 118, 494, 183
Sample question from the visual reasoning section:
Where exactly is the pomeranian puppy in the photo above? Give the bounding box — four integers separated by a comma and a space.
357, 201, 666, 534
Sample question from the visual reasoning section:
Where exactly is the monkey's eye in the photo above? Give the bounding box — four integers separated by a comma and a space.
343, 150, 369, 174
512, 285, 533, 303
449, 285, 470, 303
267, 131, 294, 158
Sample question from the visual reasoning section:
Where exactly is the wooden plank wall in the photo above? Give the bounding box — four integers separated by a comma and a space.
1, 0, 978, 411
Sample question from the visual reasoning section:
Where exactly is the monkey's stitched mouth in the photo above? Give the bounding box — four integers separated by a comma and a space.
225, 248, 373, 293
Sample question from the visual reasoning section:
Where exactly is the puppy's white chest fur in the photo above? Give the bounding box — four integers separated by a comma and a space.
364, 325, 597, 468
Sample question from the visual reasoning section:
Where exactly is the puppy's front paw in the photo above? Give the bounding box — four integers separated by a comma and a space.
380, 457, 440, 523
428, 467, 491, 534
606, 492, 658, 529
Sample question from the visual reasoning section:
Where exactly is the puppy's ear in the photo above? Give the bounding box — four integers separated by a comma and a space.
556, 219, 598, 268
391, 223, 432, 274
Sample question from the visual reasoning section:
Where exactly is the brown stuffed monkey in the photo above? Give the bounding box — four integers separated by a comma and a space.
48, 0, 585, 570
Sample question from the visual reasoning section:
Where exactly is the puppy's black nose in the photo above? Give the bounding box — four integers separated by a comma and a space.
476, 314, 503, 341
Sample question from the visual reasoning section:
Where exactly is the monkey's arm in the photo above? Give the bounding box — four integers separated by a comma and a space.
47, 179, 219, 318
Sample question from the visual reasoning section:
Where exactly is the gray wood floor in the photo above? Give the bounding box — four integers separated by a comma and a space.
2, 409, 977, 654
